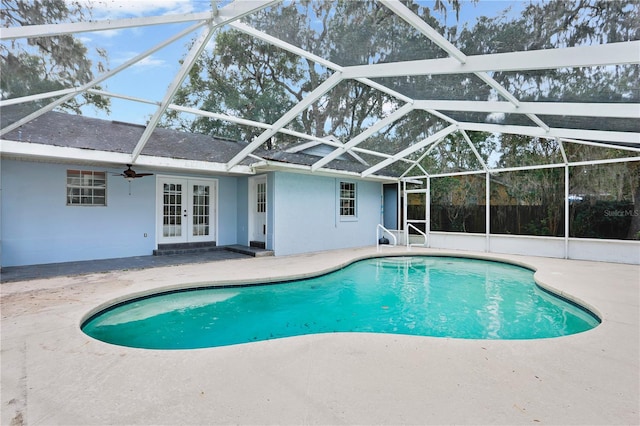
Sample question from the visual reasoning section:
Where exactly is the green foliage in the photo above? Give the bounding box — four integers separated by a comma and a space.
570, 200, 635, 239
163, 0, 467, 146
430, 175, 485, 232
1, 0, 109, 113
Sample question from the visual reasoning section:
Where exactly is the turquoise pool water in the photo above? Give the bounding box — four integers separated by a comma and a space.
82, 256, 600, 349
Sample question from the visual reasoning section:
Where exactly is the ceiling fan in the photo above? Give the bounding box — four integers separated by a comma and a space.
114, 164, 153, 195
114, 164, 153, 181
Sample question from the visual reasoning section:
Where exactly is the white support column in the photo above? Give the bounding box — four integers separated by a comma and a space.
559, 139, 570, 259
403, 180, 408, 245
565, 165, 570, 259
397, 181, 402, 231
486, 171, 491, 252
426, 177, 431, 248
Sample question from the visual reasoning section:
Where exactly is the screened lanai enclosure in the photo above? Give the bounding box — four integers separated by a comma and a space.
1, 0, 639, 264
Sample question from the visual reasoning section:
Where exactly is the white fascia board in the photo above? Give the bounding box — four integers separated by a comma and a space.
342, 41, 640, 79
458, 122, 640, 144
134, 155, 253, 175
0, 140, 254, 175
0, 12, 215, 40
0, 140, 132, 164
361, 124, 458, 177
415, 100, 640, 118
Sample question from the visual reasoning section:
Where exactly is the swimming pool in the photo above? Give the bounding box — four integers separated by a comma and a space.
82, 256, 600, 349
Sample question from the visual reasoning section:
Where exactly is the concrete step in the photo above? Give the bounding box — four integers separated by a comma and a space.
225, 244, 274, 257
153, 242, 218, 256
154, 242, 273, 257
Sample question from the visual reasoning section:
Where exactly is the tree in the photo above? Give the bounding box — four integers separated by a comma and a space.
162, 0, 466, 148
0, 0, 109, 114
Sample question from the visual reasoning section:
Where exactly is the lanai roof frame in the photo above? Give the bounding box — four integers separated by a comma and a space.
1, 0, 639, 179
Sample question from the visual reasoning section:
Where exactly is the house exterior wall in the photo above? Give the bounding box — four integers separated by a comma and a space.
216, 175, 240, 246
1, 159, 156, 266
236, 176, 249, 246
271, 171, 382, 256
0, 159, 242, 267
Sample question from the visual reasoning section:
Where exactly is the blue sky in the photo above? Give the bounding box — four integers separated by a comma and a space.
77, 0, 524, 124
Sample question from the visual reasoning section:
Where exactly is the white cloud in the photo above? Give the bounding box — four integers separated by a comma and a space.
112, 52, 168, 71
381, 100, 398, 117
86, 0, 200, 19
132, 55, 168, 69
95, 29, 123, 38
486, 112, 505, 123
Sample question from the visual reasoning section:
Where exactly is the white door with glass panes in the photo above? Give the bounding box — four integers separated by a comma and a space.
157, 177, 217, 244
249, 176, 267, 245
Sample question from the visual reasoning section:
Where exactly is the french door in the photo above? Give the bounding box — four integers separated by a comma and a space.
157, 177, 217, 244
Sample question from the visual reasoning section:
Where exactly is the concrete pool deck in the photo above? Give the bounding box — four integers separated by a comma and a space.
1, 246, 638, 425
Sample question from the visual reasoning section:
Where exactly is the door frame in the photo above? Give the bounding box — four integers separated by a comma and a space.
156, 175, 218, 245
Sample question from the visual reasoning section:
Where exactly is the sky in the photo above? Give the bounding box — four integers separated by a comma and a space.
72, 0, 524, 124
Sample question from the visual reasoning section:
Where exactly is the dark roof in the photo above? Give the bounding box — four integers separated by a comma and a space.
2, 108, 250, 164
1, 108, 395, 175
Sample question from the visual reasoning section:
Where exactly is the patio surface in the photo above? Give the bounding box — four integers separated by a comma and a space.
1, 246, 638, 425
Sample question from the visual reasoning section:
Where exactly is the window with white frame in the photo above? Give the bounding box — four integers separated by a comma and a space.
66, 170, 106, 206
256, 181, 266, 213
339, 181, 356, 217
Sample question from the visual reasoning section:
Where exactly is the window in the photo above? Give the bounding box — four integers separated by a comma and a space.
256, 181, 266, 213
66, 170, 106, 206
340, 181, 356, 217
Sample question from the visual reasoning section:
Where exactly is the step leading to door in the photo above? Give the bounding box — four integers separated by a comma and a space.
154, 242, 273, 257
153, 241, 218, 256
225, 245, 274, 257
